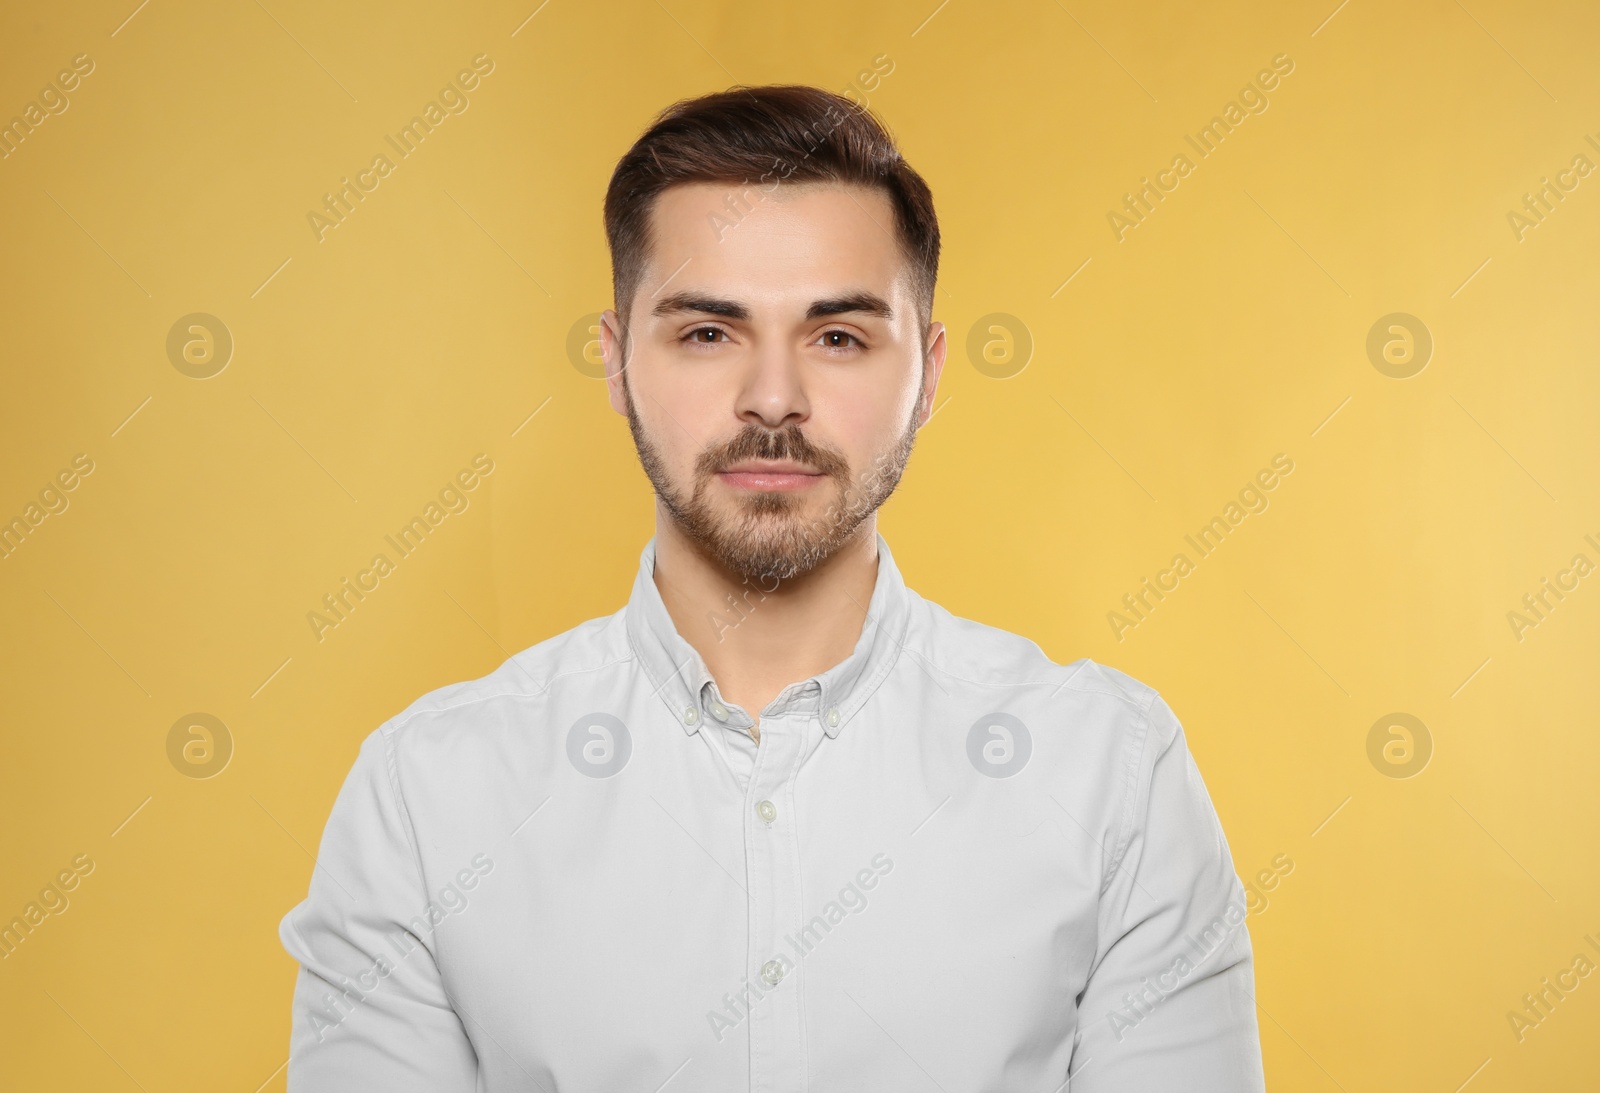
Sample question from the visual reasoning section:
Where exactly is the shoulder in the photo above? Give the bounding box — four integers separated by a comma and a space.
375, 608, 634, 764
911, 595, 1191, 885
908, 594, 1181, 793
911, 593, 1163, 719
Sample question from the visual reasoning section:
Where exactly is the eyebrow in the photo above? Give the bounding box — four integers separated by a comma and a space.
650, 290, 894, 322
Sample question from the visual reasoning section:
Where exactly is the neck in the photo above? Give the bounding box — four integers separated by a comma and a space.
650, 508, 881, 726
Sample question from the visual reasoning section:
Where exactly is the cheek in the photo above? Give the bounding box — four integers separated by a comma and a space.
850, 375, 917, 449
813, 393, 882, 463
632, 367, 723, 467
816, 376, 914, 475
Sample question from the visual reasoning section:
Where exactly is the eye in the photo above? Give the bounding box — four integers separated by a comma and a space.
817, 329, 865, 353
681, 325, 729, 347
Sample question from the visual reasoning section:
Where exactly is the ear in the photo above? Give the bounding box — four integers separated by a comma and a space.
916, 320, 947, 427
601, 308, 628, 416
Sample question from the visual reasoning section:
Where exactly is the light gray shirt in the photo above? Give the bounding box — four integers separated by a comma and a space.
279, 532, 1265, 1091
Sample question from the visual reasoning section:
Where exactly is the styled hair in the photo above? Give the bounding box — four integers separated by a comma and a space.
603, 84, 939, 361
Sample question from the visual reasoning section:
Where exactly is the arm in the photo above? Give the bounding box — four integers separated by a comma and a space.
1068, 694, 1265, 1091
278, 725, 479, 1091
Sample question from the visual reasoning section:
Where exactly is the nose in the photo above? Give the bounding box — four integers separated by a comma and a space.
734, 341, 810, 430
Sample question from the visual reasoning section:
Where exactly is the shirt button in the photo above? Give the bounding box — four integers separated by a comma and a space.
756, 799, 777, 824
824, 706, 840, 728
710, 702, 729, 721
683, 706, 699, 725
760, 959, 785, 985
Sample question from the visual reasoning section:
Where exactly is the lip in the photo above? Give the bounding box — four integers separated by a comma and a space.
716, 462, 824, 492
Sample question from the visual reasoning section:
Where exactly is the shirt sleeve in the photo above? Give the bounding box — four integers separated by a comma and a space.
277, 724, 479, 1091
1068, 693, 1265, 1091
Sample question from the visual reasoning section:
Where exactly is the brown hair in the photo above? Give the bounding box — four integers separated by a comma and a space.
603, 84, 939, 362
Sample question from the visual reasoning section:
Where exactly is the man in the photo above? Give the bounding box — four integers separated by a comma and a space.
279, 84, 1266, 1091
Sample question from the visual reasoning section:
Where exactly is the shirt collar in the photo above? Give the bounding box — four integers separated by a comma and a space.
623, 531, 911, 738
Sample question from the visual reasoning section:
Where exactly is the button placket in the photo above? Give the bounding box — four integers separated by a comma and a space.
744, 717, 807, 1092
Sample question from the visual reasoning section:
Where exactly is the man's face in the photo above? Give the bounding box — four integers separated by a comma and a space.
601, 180, 945, 583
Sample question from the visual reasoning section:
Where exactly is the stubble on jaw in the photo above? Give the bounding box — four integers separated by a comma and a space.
621, 373, 922, 585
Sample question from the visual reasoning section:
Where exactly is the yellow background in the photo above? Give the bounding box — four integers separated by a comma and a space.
2, 0, 1597, 1088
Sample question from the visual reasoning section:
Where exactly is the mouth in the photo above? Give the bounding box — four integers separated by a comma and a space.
715, 461, 826, 492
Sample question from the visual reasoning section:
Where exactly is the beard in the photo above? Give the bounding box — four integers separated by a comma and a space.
622, 374, 922, 584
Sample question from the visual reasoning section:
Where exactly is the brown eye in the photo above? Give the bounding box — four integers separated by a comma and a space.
819, 330, 863, 351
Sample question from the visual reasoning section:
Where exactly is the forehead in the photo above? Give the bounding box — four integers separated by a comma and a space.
639, 180, 909, 312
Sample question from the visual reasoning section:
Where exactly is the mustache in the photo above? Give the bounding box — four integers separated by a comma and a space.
696, 425, 850, 479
